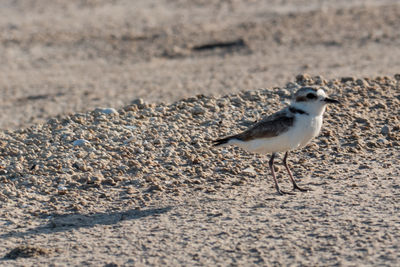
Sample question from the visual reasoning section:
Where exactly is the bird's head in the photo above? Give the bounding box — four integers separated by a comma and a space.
291, 87, 339, 116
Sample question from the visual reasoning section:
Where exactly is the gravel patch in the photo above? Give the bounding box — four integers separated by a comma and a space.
0, 75, 398, 214
0, 75, 399, 266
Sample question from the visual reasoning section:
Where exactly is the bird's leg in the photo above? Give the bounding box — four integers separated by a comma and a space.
269, 153, 295, 195
283, 152, 309, 192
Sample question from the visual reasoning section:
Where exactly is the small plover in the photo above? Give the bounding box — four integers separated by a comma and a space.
214, 87, 339, 195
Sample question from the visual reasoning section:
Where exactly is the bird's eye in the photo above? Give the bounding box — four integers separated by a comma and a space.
306, 93, 316, 99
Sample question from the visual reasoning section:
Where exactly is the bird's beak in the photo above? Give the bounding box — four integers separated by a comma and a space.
324, 98, 340, 104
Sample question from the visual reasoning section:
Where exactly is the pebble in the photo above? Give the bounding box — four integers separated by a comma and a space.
95, 108, 118, 115
377, 138, 388, 145
372, 103, 387, 110
296, 73, 311, 84
124, 125, 137, 130
191, 105, 206, 115
73, 139, 90, 146
131, 98, 144, 105
381, 126, 390, 135
356, 79, 369, 87
131, 98, 146, 109
341, 77, 355, 83
243, 166, 256, 175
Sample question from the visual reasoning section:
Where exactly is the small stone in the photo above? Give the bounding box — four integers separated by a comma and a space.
341, 77, 355, 83
243, 166, 256, 175
191, 105, 205, 115
124, 125, 137, 130
381, 126, 390, 135
355, 117, 369, 124
356, 79, 368, 87
57, 185, 67, 191
394, 74, 400, 80
131, 98, 146, 109
242, 91, 261, 101
323, 130, 333, 137
285, 82, 300, 90
57, 186, 68, 195
377, 138, 388, 145
131, 98, 144, 105
87, 174, 104, 184
359, 164, 370, 169
95, 108, 118, 115
102, 178, 117, 186
135, 148, 144, 154
372, 103, 387, 110
296, 73, 311, 84
73, 139, 90, 146
146, 184, 164, 192
72, 162, 88, 171
366, 141, 376, 148
313, 75, 327, 85
216, 98, 228, 107
230, 96, 243, 106
153, 139, 163, 145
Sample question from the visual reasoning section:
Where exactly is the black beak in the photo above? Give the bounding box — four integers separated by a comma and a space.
324, 98, 340, 104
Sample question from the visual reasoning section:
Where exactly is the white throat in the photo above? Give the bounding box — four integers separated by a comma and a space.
291, 101, 327, 116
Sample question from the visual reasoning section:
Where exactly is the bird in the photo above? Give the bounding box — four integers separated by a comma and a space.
213, 86, 339, 195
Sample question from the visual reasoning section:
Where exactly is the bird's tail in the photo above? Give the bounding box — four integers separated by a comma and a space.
213, 135, 235, 147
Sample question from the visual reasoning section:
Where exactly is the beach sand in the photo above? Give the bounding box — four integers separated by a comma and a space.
0, 0, 399, 266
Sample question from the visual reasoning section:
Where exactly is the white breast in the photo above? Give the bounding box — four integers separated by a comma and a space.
229, 113, 323, 154
295, 113, 323, 149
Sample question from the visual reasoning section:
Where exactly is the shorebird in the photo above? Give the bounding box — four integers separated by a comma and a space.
213, 87, 339, 195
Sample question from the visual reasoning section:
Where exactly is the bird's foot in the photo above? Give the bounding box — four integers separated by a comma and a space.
276, 188, 296, 195
292, 184, 311, 192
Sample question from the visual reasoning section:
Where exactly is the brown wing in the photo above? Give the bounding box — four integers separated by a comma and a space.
235, 109, 294, 141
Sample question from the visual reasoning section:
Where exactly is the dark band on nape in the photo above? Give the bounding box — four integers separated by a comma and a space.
295, 96, 307, 102
289, 106, 309, 115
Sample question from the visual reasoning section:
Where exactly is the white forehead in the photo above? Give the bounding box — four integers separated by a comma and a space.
294, 87, 327, 98
316, 89, 327, 98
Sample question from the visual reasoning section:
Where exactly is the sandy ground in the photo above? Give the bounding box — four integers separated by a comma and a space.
0, 0, 400, 266
0, 76, 399, 266
0, 0, 400, 129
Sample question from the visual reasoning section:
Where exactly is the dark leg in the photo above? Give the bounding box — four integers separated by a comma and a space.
283, 152, 309, 192
269, 153, 294, 195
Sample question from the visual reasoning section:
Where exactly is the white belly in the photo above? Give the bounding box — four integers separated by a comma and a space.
229, 114, 323, 154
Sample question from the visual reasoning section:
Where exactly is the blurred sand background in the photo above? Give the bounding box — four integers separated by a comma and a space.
0, 0, 400, 266
0, 0, 399, 129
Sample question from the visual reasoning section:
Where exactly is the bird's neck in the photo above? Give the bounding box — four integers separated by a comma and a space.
291, 102, 326, 117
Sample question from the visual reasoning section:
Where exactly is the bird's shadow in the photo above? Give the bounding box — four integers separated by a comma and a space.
0, 206, 172, 239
